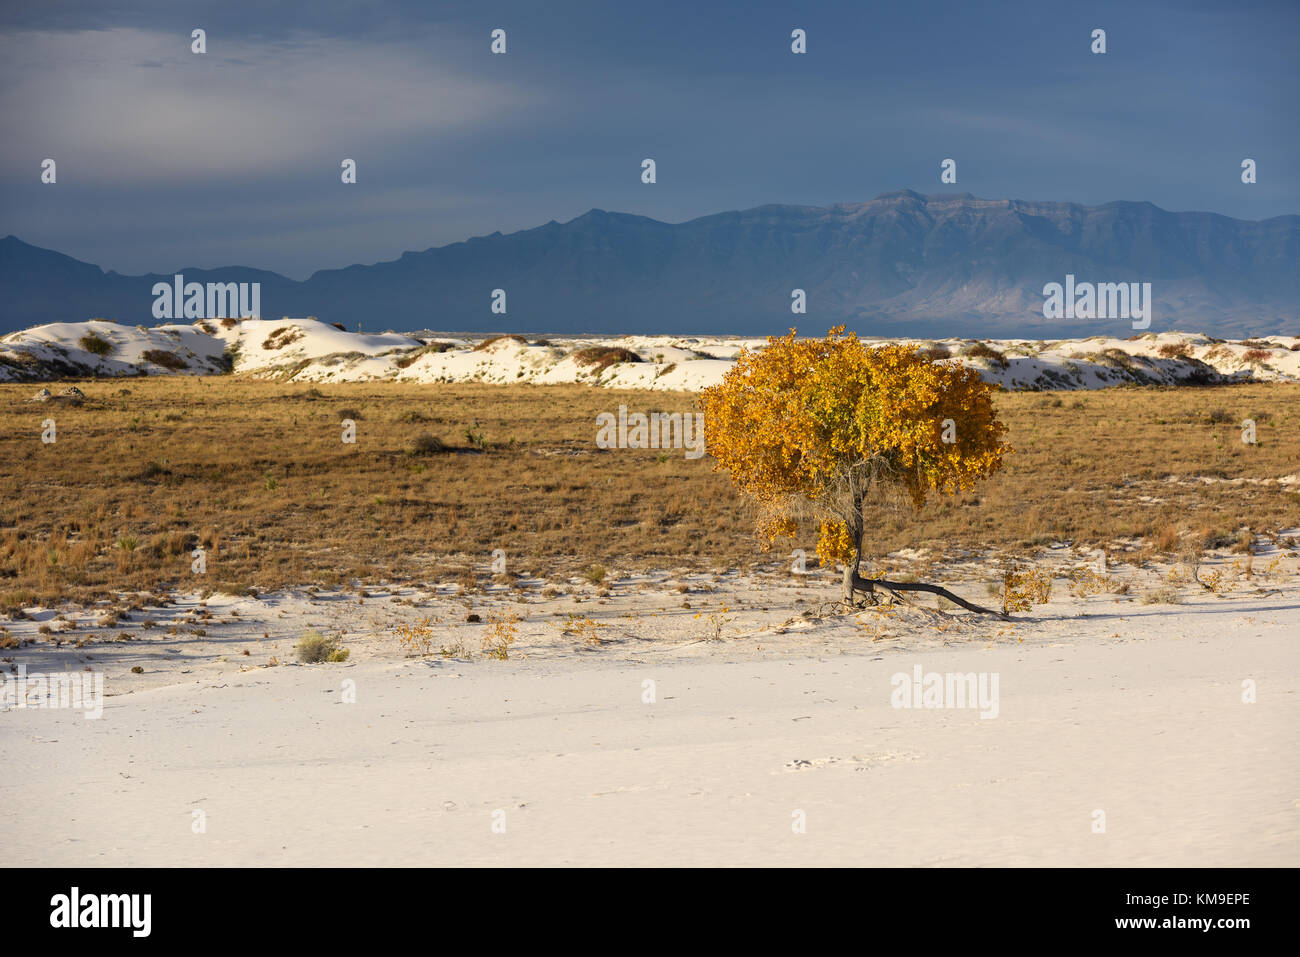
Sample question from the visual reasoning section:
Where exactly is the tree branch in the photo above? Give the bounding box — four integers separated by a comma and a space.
849, 570, 1007, 619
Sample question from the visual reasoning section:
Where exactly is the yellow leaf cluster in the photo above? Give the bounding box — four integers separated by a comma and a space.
815, 520, 854, 566
1002, 566, 1053, 614
702, 327, 1012, 559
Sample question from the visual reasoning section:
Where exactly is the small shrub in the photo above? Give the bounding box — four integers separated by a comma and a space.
582, 564, 607, 585
405, 433, 447, 456
1205, 408, 1233, 425
1000, 564, 1052, 614
142, 349, 188, 370
296, 629, 348, 663
394, 617, 437, 655
262, 327, 303, 351
1101, 348, 1142, 369
1068, 566, 1120, 598
1194, 527, 1235, 551
79, 333, 114, 357
695, 604, 734, 642
1242, 349, 1271, 364
473, 334, 526, 351
573, 346, 642, 373
1154, 524, 1180, 552
1157, 343, 1191, 359
556, 616, 600, 647
482, 611, 521, 659
1139, 587, 1182, 605
220, 317, 239, 328
962, 342, 1008, 369
138, 459, 171, 481
395, 342, 454, 368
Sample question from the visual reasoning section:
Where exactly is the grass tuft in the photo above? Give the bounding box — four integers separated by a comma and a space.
296, 629, 349, 663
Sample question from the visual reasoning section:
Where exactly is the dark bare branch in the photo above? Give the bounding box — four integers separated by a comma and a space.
846, 569, 1007, 619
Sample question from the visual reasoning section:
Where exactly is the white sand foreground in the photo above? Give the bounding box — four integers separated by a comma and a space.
3, 575, 1296, 867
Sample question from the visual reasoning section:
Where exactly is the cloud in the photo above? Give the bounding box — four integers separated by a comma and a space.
0, 27, 536, 183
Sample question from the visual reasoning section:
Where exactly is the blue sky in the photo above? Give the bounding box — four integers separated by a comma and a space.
1, 0, 1296, 278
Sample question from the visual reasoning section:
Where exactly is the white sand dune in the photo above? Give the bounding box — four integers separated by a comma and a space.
3, 317, 1298, 390
0, 319, 233, 378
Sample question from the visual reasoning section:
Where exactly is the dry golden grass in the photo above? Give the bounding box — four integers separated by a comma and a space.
1, 377, 1297, 607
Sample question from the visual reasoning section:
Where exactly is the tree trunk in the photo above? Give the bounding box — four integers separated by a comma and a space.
841, 561, 858, 605
839, 494, 1005, 618
841, 501, 867, 606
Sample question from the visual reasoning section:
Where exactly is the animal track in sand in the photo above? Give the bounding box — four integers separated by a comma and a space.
781, 751, 917, 773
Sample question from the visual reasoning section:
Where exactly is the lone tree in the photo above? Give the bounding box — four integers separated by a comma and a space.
702, 327, 1012, 614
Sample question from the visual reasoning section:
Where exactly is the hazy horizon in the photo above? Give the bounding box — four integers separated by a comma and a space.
10, 187, 1299, 281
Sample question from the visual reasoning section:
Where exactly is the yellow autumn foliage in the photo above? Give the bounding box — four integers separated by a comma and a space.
703, 327, 1012, 563
816, 520, 854, 566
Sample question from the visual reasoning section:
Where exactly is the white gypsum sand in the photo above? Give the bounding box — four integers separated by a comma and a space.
2, 543, 1297, 866
3, 317, 1299, 390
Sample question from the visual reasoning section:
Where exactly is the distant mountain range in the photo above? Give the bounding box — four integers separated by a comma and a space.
2, 190, 1296, 337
